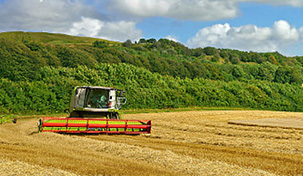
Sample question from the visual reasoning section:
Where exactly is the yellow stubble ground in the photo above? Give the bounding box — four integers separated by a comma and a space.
0, 110, 303, 175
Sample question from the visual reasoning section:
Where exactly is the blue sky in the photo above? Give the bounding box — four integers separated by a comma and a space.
0, 0, 303, 56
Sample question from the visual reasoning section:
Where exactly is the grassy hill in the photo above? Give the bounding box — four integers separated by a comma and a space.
0, 31, 111, 44
1, 31, 303, 114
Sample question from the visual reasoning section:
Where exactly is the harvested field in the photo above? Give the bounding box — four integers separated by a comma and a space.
1, 110, 303, 175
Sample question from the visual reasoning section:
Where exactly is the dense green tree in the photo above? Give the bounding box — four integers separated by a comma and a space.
204, 47, 217, 56
138, 38, 147, 44
93, 40, 107, 48
1, 32, 303, 114
147, 38, 156, 43
122, 39, 132, 47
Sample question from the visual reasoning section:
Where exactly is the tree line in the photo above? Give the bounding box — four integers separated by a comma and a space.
1, 32, 303, 114
1, 63, 303, 114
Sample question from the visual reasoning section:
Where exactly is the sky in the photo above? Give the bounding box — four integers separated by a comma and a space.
0, 0, 303, 56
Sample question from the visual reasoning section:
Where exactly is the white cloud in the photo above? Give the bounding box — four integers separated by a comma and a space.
69, 17, 104, 38
97, 21, 142, 42
272, 20, 300, 41
187, 20, 301, 54
106, 0, 303, 21
249, 0, 303, 7
165, 35, 179, 42
0, 0, 98, 32
107, 0, 239, 21
68, 17, 142, 42
0, 0, 142, 41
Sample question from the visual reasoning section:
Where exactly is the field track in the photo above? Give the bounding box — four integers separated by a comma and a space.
1, 110, 303, 175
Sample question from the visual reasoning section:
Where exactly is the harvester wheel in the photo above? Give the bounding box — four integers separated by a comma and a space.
112, 113, 120, 119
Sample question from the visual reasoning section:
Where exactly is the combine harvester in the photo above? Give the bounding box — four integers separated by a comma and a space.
38, 86, 151, 134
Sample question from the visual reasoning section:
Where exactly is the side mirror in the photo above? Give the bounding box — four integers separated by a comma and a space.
120, 97, 127, 105
119, 90, 126, 97
117, 97, 127, 109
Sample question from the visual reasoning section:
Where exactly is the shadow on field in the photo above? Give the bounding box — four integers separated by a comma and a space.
29, 131, 39, 135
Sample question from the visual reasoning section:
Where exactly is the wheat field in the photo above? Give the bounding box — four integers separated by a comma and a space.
1, 110, 303, 175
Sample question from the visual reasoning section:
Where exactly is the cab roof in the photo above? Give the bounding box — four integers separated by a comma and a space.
76, 86, 114, 90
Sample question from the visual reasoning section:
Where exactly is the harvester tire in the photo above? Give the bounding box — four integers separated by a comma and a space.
112, 113, 120, 119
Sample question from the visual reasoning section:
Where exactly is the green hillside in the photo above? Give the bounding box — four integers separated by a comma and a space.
1, 31, 303, 114
0, 31, 111, 44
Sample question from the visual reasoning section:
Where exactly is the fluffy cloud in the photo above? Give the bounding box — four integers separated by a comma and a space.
0, 0, 99, 32
165, 35, 179, 42
0, 0, 142, 41
97, 21, 142, 41
272, 20, 300, 41
187, 20, 301, 53
69, 17, 104, 38
250, 0, 303, 7
107, 0, 239, 21
68, 17, 142, 41
106, 0, 303, 21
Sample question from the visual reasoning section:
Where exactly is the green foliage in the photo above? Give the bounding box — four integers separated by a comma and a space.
230, 56, 241, 64
1, 31, 303, 114
273, 66, 302, 84
122, 39, 132, 47
93, 40, 108, 48
204, 47, 217, 56
1, 32, 302, 84
1, 63, 303, 114
138, 38, 147, 44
